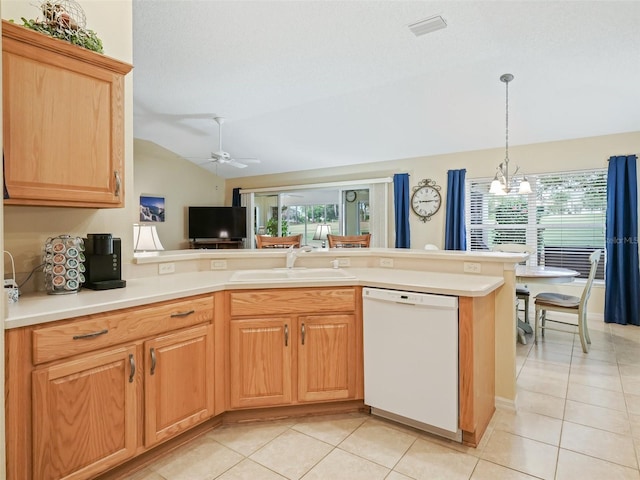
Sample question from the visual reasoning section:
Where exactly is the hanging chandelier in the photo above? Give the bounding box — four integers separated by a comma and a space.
489, 73, 532, 195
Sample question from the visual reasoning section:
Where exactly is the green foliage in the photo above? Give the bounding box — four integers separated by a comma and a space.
266, 217, 289, 237
17, 16, 104, 54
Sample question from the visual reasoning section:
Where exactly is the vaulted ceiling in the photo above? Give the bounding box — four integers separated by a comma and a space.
132, 1, 640, 178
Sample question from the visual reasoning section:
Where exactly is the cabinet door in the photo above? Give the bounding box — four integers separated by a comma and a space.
298, 314, 356, 402
144, 324, 214, 447
229, 317, 292, 409
32, 345, 137, 480
2, 20, 131, 207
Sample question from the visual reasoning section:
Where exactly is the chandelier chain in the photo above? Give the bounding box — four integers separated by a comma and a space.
505, 77, 509, 163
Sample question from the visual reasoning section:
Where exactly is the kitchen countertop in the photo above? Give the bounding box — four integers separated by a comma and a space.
5, 268, 504, 329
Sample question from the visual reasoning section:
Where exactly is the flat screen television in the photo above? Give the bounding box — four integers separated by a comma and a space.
188, 206, 247, 240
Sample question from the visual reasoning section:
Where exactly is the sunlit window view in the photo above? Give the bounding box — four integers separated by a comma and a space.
467, 169, 607, 280
254, 188, 370, 248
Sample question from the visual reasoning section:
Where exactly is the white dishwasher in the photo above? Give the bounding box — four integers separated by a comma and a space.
363, 287, 460, 441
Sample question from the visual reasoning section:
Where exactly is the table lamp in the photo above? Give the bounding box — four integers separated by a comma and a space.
133, 224, 165, 256
313, 224, 332, 248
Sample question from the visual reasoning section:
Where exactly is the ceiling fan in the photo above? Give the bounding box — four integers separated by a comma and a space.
200, 116, 260, 169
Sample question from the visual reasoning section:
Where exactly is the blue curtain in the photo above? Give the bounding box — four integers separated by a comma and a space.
393, 173, 410, 248
444, 169, 466, 250
232, 187, 241, 207
605, 155, 640, 325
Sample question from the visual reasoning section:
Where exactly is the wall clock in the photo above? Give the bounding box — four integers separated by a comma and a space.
345, 190, 357, 202
411, 179, 442, 222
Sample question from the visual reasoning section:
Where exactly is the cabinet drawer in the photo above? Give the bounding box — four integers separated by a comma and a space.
229, 288, 355, 317
32, 295, 214, 365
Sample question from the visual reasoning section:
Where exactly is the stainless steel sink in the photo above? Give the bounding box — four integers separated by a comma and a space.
229, 268, 355, 282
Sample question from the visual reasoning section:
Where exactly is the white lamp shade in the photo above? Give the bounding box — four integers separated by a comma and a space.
133, 224, 164, 252
313, 224, 332, 240
518, 179, 532, 194
489, 179, 505, 195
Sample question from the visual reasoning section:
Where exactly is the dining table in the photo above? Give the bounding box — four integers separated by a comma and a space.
514, 265, 580, 344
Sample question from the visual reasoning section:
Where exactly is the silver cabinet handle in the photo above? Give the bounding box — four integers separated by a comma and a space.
170, 310, 195, 318
301, 323, 306, 346
128, 354, 135, 383
114, 170, 121, 197
284, 324, 289, 347
150, 347, 156, 375
73, 329, 108, 340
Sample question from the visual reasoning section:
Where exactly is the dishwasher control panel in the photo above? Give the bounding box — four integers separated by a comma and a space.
363, 287, 458, 308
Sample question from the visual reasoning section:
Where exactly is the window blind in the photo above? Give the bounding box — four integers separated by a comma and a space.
466, 169, 607, 280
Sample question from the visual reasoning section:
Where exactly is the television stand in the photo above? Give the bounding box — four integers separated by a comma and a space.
189, 239, 244, 250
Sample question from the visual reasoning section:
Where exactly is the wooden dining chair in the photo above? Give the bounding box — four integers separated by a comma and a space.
326, 234, 371, 248
491, 243, 536, 326
255, 234, 302, 248
534, 249, 602, 353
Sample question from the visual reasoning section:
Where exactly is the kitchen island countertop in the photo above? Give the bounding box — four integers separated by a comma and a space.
5, 267, 503, 329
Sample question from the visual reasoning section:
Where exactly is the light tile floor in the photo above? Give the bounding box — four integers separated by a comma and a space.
126, 319, 640, 480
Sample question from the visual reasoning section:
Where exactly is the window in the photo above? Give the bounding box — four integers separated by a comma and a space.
466, 169, 607, 280
239, 179, 389, 248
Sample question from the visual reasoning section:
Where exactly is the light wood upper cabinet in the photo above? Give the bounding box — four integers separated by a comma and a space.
1, 20, 132, 207
144, 324, 215, 447
6, 293, 216, 480
32, 345, 138, 480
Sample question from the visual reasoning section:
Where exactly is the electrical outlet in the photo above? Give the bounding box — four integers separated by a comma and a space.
379, 258, 394, 268
158, 262, 175, 275
337, 258, 350, 267
211, 260, 227, 270
463, 262, 482, 273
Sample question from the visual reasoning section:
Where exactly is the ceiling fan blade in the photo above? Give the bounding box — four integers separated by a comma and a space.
234, 158, 261, 164
228, 161, 249, 168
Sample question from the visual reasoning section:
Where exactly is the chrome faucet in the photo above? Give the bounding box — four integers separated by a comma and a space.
286, 245, 313, 269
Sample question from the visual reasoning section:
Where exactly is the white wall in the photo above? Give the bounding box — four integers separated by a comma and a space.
134, 139, 225, 250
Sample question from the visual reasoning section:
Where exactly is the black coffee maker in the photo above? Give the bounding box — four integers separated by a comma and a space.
83, 233, 126, 290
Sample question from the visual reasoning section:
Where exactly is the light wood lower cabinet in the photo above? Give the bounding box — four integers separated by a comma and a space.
229, 317, 293, 408
5, 285, 495, 478
5, 293, 216, 480
297, 314, 356, 403
32, 346, 138, 480
144, 324, 215, 447
227, 288, 361, 410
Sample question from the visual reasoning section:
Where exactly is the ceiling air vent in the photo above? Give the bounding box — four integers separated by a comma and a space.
408, 15, 447, 37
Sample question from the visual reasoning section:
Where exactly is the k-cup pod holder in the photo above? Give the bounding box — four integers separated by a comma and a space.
43, 235, 86, 294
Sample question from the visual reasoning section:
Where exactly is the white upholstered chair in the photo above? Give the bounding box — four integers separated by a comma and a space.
534, 249, 602, 353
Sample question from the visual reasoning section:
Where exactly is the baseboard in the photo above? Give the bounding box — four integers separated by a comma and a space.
495, 395, 516, 411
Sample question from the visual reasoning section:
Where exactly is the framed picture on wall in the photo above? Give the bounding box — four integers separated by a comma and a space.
140, 195, 165, 222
